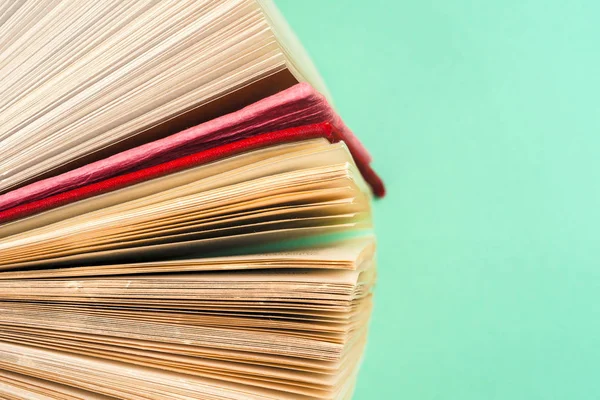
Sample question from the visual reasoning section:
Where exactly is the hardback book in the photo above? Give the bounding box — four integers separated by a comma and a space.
0, 1, 385, 399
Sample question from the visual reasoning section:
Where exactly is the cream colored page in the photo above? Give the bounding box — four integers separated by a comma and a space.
0, 0, 289, 193
0, 147, 372, 267
0, 237, 374, 279
0, 369, 114, 400
0, 341, 310, 400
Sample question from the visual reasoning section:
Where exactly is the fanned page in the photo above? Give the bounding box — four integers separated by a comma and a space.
0, 139, 372, 269
0, 0, 327, 195
0, 1, 383, 399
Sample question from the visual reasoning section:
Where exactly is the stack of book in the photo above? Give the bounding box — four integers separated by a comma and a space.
0, 1, 384, 399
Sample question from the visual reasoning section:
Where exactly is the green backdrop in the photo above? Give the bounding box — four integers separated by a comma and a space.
276, 1, 600, 399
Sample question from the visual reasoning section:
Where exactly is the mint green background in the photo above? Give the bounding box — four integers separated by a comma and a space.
277, 1, 600, 399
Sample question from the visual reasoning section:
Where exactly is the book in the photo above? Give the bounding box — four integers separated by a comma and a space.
0, 1, 384, 399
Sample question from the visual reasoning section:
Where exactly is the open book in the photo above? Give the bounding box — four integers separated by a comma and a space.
0, 1, 384, 399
